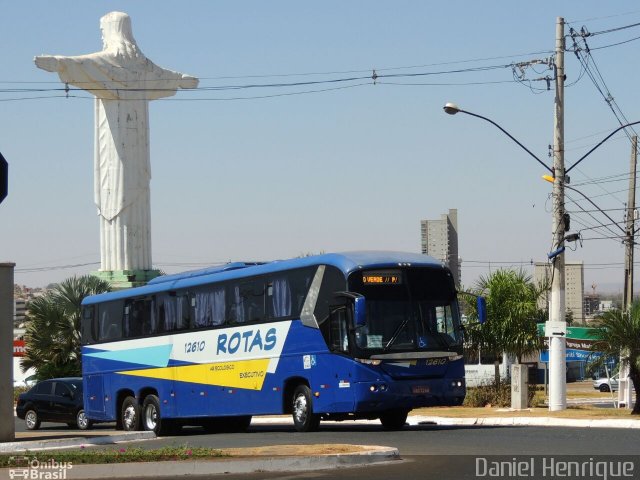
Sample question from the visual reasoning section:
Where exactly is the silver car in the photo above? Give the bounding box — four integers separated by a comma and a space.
593, 374, 619, 392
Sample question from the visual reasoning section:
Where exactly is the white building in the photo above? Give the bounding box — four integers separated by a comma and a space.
421, 209, 460, 286
534, 261, 584, 323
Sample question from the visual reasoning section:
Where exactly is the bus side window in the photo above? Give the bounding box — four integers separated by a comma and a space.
98, 301, 123, 342
328, 306, 349, 353
160, 292, 192, 331
81, 306, 96, 344
268, 276, 292, 319
248, 281, 266, 322
228, 281, 264, 324
177, 293, 191, 330
124, 299, 155, 337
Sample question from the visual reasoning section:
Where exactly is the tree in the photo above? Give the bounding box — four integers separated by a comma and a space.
22, 275, 112, 379
565, 308, 575, 326
463, 269, 546, 385
588, 301, 640, 415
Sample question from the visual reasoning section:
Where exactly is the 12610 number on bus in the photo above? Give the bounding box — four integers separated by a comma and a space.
185, 341, 206, 353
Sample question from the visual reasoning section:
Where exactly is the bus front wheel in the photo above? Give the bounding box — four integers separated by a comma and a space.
121, 396, 140, 431
292, 385, 320, 432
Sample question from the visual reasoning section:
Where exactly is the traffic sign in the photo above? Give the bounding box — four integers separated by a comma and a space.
544, 321, 567, 337
0, 152, 7, 204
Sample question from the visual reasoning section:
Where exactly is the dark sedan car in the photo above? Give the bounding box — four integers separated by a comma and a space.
15, 377, 92, 430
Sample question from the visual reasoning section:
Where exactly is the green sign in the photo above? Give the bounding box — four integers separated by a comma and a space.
537, 324, 602, 362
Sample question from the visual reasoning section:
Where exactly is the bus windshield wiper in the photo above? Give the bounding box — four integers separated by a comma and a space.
383, 318, 409, 352
434, 332, 451, 349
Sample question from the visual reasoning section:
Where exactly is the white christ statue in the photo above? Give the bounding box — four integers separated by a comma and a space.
35, 11, 198, 275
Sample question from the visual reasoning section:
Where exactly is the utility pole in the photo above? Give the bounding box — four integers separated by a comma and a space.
620, 135, 637, 408
0, 263, 15, 442
548, 16, 567, 412
624, 135, 637, 310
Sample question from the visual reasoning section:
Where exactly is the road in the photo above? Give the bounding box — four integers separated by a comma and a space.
132, 422, 640, 479
13, 417, 640, 479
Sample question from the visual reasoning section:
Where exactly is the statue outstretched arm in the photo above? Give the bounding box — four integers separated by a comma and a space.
34, 55, 61, 73
179, 74, 199, 89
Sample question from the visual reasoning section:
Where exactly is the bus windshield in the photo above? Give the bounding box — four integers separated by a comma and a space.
348, 267, 462, 354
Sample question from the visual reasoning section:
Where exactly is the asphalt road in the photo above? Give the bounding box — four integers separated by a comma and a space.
16, 416, 640, 455
122, 423, 640, 480
14, 416, 116, 433
13, 417, 640, 479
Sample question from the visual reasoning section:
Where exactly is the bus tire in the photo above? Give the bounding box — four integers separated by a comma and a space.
379, 409, 408, 430
141, 394, 179, 436
292, 385, 320, 432
141, 394, 164, 435
121, 396, 140, 431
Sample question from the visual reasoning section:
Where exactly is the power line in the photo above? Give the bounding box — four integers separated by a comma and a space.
15, 262, 99, 273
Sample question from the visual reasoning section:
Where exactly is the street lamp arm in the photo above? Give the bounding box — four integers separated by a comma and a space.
566, 120, 640, 174
454, 109, 553, 174
564, 183, 626, 235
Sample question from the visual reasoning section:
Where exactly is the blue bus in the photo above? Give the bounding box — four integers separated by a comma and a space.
81, 251, 467, 435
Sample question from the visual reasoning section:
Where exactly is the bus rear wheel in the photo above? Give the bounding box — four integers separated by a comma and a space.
379, 409, 408, 430
121, 396, 140, 431
292, 385, 320, 432
142, 394, 178, 436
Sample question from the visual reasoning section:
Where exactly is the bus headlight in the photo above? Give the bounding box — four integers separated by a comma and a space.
356, 358, 382, 366
369, 384, 388, 393
450, 380, 463, 388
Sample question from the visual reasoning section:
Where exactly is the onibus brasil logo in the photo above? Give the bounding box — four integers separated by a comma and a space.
8, 456, 73, 479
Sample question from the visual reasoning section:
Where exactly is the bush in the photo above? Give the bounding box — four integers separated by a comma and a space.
464, 381, 536, 408
14, 386, 28, 403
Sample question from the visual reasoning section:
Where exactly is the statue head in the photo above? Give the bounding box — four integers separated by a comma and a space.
100, 11, 140, 57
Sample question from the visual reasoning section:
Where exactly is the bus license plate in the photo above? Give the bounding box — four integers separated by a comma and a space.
412, 385, 429, 394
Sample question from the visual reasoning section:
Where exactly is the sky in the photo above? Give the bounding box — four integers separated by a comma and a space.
2, 1, 640, 293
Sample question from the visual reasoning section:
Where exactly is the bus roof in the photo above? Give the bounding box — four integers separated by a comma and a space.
82, 251, 445, 305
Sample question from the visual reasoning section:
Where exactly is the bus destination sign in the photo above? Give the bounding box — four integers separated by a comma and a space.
362, 270, 402, 285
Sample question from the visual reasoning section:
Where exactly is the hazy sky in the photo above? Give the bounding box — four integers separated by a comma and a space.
2, 1, 640, 292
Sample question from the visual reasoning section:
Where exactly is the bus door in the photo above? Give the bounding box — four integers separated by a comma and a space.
323, 300, 357, 412
85, 374, 105, 416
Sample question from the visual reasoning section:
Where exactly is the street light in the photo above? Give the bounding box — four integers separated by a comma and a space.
443, 103, 553, 174
444, 102, 567, 411
444, 101, 640, 411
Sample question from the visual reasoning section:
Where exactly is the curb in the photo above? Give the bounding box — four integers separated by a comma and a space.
408, 415, 640, 429
0, 446, 400, 479
251, 415, 640, 429
0, 431, 156, 453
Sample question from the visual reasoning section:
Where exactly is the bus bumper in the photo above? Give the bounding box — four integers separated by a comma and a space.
353, 378, 466, 411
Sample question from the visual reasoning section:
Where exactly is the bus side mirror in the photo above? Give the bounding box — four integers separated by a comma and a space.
354, 296, 366, 327
477, 297, 487, 324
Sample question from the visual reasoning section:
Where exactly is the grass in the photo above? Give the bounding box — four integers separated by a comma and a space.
0, 446, 227, 468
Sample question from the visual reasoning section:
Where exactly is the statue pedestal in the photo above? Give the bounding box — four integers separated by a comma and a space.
92, 269, 161, 290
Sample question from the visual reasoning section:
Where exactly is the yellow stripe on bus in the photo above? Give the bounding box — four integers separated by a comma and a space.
117, 358, 271, 391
